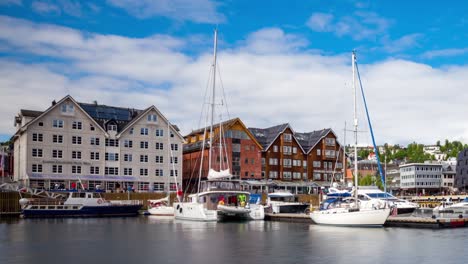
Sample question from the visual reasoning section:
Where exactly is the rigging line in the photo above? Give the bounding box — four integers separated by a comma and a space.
197, 65, 214, 130
354, 60, 385, 187
216, 62, 231, 120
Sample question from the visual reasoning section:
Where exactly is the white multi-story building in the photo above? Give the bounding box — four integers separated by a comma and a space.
12, 95, 184, 192
399, 163, 442, 194
423, 145, 446, 161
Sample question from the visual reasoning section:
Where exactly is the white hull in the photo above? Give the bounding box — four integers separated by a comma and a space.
310, 208, 390, 227
249, 204, 265, 220
147, 205, 174, 216
173, 202, 218, 222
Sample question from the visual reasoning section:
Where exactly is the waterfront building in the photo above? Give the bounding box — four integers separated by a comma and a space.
441, 164, 456, 193
182, 118, 262, 193
399, 163, 442, 195
455, 148, 468, 192
423, 145, 446, 161
12, 95, 184, 192
249, 125, 345, 186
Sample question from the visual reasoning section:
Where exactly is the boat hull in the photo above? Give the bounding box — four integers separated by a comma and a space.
147, 206, 174, 216
269, 204, 309, 214
22, 205, 142, 218
310, 208, 390, 227
173, 202, 218, 221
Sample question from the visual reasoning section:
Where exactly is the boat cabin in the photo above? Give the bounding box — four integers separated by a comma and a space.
267, 192, 296, 203
199, 180, 243, 192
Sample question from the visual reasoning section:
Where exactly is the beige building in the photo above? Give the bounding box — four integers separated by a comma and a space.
13, 95, 184, 192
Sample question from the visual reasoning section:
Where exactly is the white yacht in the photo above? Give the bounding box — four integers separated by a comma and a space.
147, 196, 174, 216
266, 191, 309, 214
433, 198, 468, 214
310, 51, 390, 227
357, 186, 419, 215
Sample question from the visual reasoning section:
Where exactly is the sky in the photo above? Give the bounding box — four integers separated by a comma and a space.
0, 0, 467, 146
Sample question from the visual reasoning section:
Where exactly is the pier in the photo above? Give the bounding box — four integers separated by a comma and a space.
385, 215, 468, 229
265, 213, 312, 223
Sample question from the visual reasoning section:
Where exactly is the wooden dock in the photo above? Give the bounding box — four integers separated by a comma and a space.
265, 213, 312, 223
385, 216, 468, 229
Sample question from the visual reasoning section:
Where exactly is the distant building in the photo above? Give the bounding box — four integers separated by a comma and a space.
399, 163, 442, 195
0, 144, 13, 178
455, 149, 468, 192
441, 164, 456, 192
182, 118, 262, 193
12, 95, 184, 192
423, 145, 446, 161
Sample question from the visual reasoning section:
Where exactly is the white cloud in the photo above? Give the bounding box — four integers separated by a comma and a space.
421, 48, 468, 59
1, 16, 468, 145
381, 33, 423, 53
241, 28, 309, 54
107, 0, 225, 24
31, 1, 61, 14
306, 11, 391, 41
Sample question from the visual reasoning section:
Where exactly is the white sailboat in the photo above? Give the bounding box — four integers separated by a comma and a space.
310, 51, 390, 227
148, 122, 182, 216
174, 29, 264, 221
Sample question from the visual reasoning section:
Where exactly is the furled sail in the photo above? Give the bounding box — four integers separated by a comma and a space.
207, 168, 232, 180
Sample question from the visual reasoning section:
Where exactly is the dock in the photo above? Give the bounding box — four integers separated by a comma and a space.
385, 216, 468, 229
265, 213, 312, 223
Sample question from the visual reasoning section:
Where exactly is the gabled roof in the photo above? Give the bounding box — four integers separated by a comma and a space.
295, 128, 334, 153
248, 123, 306, 153
79, 102, 143, 133
184, 117, 263, 152
15, 95, 108, 137
20, 109, 42, 118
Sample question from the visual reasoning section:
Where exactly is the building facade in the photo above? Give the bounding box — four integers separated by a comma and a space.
249, 125, 345, 185
455, 148, 468, 192
441, 164, 456, 192
12, 95, 184, 192
399, 163, 442, 195
182, 118, 262, 193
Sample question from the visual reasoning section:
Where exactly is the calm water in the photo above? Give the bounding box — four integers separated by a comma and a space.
1, 216, 467, 264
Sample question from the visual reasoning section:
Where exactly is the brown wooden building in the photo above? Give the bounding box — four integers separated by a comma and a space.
182, 118, 263, 193
249, 125, 345, 186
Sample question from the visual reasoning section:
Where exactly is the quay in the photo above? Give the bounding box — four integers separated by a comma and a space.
385, 215, 468, 229
265, 213, 312, 223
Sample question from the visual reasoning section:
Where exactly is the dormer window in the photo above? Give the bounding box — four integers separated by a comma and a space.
107, 124, 117, 131
147, 114, 157, 122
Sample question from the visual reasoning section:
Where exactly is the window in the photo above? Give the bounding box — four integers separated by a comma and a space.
269, 171, 278, 179
155, 169, 164, 176
52, 134, 63, 143
105, 153, 119, 161
32, 164, 42, 173
313, 172, 321, 180
72, 151, 82, 159
155, 129, 164, 137
292, 147, 297, 154
140, 168, 148, 176
317, 149, 321, 156
38, 122, 43, 126
90, 166, 100, 175
303, 160, 307, 168
292, 172, 302, 179
155, 156, 164, 163
124, 140, 133, 148
140, 141, 149, 149
171, 144, 179, 151
72, 121, 82, 130
140, 155, 148, 163
170, 157, 178, 164
154, 183, 164, 191
52, 165, 63, 174
269, 158, 278, 165
72, 165, 82, 174
32, 148, 43, 157
124, 154, 133, 162
90, 137, 100, 146
107, 124, 117, 131
283, 146, 292, 154
90, 124, 95, 131
325, 150, 335, 158
336, 162, 343, 169
170, 170, 178, 177
283, 133, 292, 142
61, 103, 74, 113
283, 171, 292, 179
283, 159, 292, 168
52, 150, 63, 158
53, 119, 64, 128
72, 136, 82, 145
325, 138, 336, 146
147, 114, 157, 122
32, 133, 43, 142
293, 160, 302, 167
105, 167, 119, 175
273, 145, 278, 152
155, 142, 164, 150
313, 161, 321, 168
123, 168, 133, 176
140, 128, 148, 135
105, 139, 119, 147
90, 152, 100, 160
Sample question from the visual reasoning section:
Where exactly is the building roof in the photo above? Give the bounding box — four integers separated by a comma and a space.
295, 128, 332, 153
248, 123, 290, 149
20, 109, 43, 118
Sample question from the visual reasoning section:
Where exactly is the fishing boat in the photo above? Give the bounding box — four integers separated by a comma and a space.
310, 51, 390, 226
20, 191, 142, 218
173, 29, 264, 221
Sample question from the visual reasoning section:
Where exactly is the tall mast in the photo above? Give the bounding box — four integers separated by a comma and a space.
208, 28, 218, 172
343, 122, 346, 184
352, 51, 359, 207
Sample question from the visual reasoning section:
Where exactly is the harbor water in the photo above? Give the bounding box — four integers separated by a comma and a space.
1, 216, 467, 264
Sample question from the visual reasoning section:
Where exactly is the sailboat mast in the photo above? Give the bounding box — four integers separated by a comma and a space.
343, 122, 346, 184
208, 29, 218, 172
352, 51, 359, 207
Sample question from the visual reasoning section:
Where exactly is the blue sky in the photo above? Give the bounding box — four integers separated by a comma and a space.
0, 0, 468, 145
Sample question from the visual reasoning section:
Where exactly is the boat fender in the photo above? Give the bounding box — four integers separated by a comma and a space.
218, 200, 225, 205
97, 199, 103, 204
